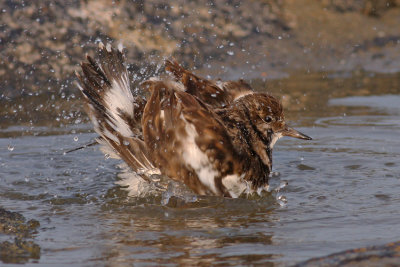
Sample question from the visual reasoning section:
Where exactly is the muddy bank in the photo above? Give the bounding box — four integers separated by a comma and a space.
0, 207, 40, 264
293, 241, 400, 267
0, 0, 284, 98
1, 0, 400, 99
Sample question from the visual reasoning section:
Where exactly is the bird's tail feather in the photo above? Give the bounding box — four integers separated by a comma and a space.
76, 43, 155, 175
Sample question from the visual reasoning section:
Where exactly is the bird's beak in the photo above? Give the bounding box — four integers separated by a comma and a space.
282, 126, 312, 140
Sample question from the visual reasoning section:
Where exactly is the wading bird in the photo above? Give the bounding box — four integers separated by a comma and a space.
76, 43, 311, 198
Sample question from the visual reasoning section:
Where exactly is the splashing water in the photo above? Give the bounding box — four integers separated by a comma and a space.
7, 144, 14, 151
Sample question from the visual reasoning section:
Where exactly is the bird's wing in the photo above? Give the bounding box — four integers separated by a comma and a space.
165, 59, 253, 108
141, 79, 242, 196
217, 79, 254, 101
76, 43, 155, 174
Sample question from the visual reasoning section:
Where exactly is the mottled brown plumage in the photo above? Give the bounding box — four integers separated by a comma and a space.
165, 59, 253, 108
76, 43, 312, 198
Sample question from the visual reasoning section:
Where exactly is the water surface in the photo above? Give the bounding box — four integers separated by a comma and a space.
1, 71, 400, 266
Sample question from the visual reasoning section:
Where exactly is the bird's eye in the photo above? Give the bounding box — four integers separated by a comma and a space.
265, 116, 272, 123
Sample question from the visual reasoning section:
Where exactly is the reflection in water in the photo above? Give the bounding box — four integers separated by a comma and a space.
0, 71, 400, 265
99, 196, 277, 266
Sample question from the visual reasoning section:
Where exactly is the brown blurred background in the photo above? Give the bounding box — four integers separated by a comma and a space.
1, 0, 399, 97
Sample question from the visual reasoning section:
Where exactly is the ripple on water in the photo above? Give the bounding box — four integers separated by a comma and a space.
329, 95, 400, 114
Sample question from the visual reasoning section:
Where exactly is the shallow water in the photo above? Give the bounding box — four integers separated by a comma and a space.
1, 72, 400, 266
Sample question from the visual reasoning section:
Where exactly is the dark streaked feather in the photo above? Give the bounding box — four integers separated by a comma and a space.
175, 91, 243, 176
141, 79, 209, 194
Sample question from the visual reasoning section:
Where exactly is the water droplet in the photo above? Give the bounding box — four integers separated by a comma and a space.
271, 171, 280, 177
227, 51, 234, 56
7, 144, 14, 151
73, 136, 79, 142
275, 180, 288, 192
277, 194, 287, 206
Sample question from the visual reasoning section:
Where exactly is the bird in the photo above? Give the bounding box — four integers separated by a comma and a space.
76, 43, 312, 198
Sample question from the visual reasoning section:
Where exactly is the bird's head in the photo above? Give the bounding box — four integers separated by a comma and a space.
242, 93, 312, 149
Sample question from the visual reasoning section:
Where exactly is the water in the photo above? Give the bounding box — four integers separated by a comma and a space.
1, 71, 400, 265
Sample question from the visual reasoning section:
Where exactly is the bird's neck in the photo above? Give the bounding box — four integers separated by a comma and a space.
216, 105, 272, 187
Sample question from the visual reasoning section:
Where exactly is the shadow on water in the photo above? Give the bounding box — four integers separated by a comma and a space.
0, 71, 400, 265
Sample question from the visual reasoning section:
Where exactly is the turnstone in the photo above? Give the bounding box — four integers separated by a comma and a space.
76, 43, 311, 198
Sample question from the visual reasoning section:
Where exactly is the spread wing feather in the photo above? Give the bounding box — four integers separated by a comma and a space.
142, 79, 242, 196
76, 43, 155, 175
174, 91, 242, 176
165, 59, 254, 107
